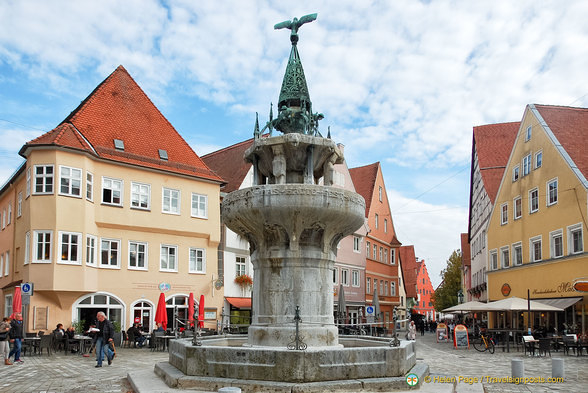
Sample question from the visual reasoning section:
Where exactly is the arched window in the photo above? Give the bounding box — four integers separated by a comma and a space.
166, 294, 189, 332
73, 292, 124, 331
130, 300, 154, 332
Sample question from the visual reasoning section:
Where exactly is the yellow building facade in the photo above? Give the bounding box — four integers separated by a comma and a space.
0, 66, 224, 334
486, 104, 587, 333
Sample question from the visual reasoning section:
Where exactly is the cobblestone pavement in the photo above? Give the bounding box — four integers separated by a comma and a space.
0, 346, 168, 393
415, 331, 588, 393
0, 334, 586, 392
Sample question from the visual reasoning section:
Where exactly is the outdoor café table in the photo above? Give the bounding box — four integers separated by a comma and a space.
70, 335, 93, 355
23, 336, 41, 355
487, 329, 524, 353
157, 335, 176, 351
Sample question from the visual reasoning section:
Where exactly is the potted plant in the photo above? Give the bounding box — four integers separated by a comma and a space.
113, 321, 122, 346
235, 274, 253, 289
72, 319, 85, 335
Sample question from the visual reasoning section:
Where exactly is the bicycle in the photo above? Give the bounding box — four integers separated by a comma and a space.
473, 332, 495, 353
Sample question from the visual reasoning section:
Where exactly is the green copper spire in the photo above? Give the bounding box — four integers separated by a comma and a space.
278, 45, 311, 112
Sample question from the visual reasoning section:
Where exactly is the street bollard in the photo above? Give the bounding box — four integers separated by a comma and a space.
218, 388, 242, 393
552, 358, 564, 379
511, 359, 524, 379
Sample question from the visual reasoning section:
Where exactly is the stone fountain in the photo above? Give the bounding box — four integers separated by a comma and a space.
156, 13, 421, 392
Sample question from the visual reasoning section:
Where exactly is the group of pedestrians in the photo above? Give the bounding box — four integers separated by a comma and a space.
0, 312, 25, 365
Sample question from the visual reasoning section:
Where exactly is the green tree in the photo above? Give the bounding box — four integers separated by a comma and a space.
432, 250, 462, 312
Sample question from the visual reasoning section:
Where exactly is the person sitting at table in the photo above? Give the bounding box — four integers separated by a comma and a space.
127, 324, 146, 347
52, 323, 67, 350
155, 323, 164, 332
66, 327, 75, 339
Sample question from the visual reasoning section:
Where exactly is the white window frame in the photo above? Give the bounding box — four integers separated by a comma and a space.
512, 242, 523, 266
160, 244, 178, 272
379, 247, 383, 262
58, 165, 82, 197
191, 193, 208, 219
366, 277, 371, 294
33, 230, 52, 263
380, 279, 384, 295
384, 280, 388, 296
547, 178, 558, 206
86, 172, 93, 201
549, 229, 563, 259
529, 188, 539, 214
100, 238, 121, 268
24, 231, 30, 265
162, 188, 180, 215
189, 248, 206, 274
102, 177, 123, 206
366, 241, 370, 256
353, 236, 360, 253
0, 254, 3, 277
500, 246, 510, 268
512, 165, 520, 182
341, 268, 349, 286
490, 249, 498, 270
534, 150, 542, 169
391, 281, 396, 296
26, 167, 31, 198
525, 125, 532, 141
351, 270, 360, 287
390, 249, 396, 265
129, 241, 148, 270
379, 186, 383, 201
383, 249, 388, 264
236, 256, 246, 276
567, 223, 583, 255
372, 244, 377, 260
17, 193, 22, 217
131, 182, 151, 210
513, 196, 522, 220
3, 252, 8, 276
333, 267, 339, 284
33, 164, 54, 195
522, 154, 532, 177
86, 235, 97, 267
501, 203, 508, 225
7, 203, 11, 225
58, 231, 82, 265
374, 214, 379, 229
4, 294, 13, 318
384, 219, 388, 233
530, 235, 542, 263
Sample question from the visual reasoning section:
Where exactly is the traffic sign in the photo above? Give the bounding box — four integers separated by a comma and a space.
365, 306, 375, 316
21, 282, 33, 295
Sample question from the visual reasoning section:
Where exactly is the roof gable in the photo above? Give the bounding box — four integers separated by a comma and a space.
460, 233, 471, 267
202, 138, 254, 193
399, 245, 418, 298
349, 162, 379, 217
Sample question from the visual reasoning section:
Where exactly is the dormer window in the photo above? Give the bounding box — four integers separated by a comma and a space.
114, 139, 125, 151
158, 149, 168, 161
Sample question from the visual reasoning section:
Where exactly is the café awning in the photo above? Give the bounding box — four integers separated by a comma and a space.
533, 297, 582, 310
226, 297, 252, 309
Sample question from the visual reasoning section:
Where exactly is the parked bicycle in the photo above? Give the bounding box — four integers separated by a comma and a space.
473, 331, 495, 353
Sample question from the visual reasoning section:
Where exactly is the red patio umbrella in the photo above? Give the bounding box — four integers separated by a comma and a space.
187, 293, 195, 328
11, 286, 22, 318
198, 295, 205, 328
154, 293, 168, 330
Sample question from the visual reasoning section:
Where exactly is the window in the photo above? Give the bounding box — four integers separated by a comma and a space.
522, 154, 532, 176
162, 188, 180, 214
512, 242, 523, 266
384, 280, 388, 296
1, 210, 4, 229
500, 246, 510, 268
7, 203, 11, 225
383, 249, 388, 264
102, 177, 122, 206
4, 294, 12, 318
384, 219, 388, 233
530, 236, 542, 262
333, 267, 338, 284
380, 280, 384, 295
379, 186, 383, 201
379, 247, 383, 261
390, 249, 396, 264
33, 230, 52, 263
549, 229, 563, 259
366, 241, 370, 256
373, 245, 377, 260
366, 277, 371, 294
341, 269, 349, 286
529, 188, 539, 214
514, 197, 522, 220
390, 282, 396, 296
525, 125, 532, 141
129, 241, 148, 270
4, 252, 8, 276
59, 166, 82, 197
501, 203, 508, 225
160, 245, 177, 272
353, 236, 360, 252
24, 232, 30, 265
191, 193, 207, 218
58, 231, 81, 264
512, 165, 520, 182
352, 270, 360, 287
375, 214, 379, 229
86, 172, 93, 201
100, 238, 120, 268
236, 256, 246, 276
534, 151, 542, 169
189, 248, 205, 273
17, 193, 22, 217
34, 165, 54, 194
131, 182, 150, 210
26, 168, 31, 197
547, 178, 558, 206
0, 254, 3, 276
86, 235, 97, 266
567, 223, 583, 255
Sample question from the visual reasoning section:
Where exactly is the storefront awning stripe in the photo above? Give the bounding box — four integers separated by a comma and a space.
534, 297, 582, 309
226, 297, 252, 309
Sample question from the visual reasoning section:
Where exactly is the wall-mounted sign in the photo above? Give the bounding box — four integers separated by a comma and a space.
533, 281, 577, 295
158, 282, 171, 292
501, 283, 511, 297
573, 279, 588, 292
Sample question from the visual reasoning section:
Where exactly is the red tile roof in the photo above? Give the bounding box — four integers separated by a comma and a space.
534, 104, 588, 180
399, 245, 418, 298
202, 138, 254, 193
21, 66, 222, 183
460, 233, 471, 267
472, 122, 519, 203
349, 162, 379, 217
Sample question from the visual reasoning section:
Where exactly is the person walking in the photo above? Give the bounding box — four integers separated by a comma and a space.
94, 312, 115, 368
8, 313, 24, 364
0, 317, 12, 365
408, 320, 417, 340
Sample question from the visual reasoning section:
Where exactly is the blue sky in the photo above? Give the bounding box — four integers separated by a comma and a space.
1, 0, 587, 287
